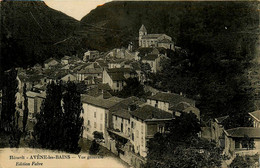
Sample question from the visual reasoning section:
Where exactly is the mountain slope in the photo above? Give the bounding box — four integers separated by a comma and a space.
80, 1, 259, 54
0, 1, 82, 71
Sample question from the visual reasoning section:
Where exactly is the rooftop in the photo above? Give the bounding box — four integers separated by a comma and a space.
130, 105, 173, 121
225, 127, 260, 138
61, 56, 70, 60
81, 95, 119, 109
148, 92, 195, 107
44, 57, 59, 64
249, 110, 260, 121
158, 38, 173, 43
139, 24, 147, 32
215, 115, 229, 124
169, 101, 195, 112
142, 54, 158, 61
113, 109, 131, 120
141, 34, 166, 39
109, 73, 126, 81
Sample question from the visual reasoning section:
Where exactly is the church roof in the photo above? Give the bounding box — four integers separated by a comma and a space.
139, 24, 147, 32
141, 34, 165, 39
158, 38, 173, 43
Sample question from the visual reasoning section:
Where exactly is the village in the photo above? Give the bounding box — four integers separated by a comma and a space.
1, 24, 260, 168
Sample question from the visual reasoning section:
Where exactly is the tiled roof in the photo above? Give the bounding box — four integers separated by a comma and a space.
27, 91, 46, 98
109, 73, 126, 81
215, 115, 229, 124
169, 102, 194, 112
107, 68, 132, 73
131, 62, 141, 71
87, 88, 112, 99
158, 39, 173, 43
78, 68, 102, 74
81, 95, 119, 109
141, 34, 165, 39
142, 54, 158, 61
96, 60, 108, 68
148, 92, 195, 107
249, 110, 260, 121
61, 56, 70, 60
225, 127, 260, 138
44, 57, 59, 64
113, 109, 131, 120
130, 105, 173, 121
97, 83, 112, 91
110, 96, 145, 112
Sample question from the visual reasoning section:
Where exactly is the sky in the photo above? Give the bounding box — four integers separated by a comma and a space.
44, 0, 112, 20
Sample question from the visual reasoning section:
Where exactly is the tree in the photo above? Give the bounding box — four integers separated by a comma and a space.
22, 83, 29, 133
62, 82, 84, 153
33, 82, 63, 150
1, 68, 18, 132
229, 154, 259, 168
145, 113, 222, 168
117, 77, 147, 98
168, 112, 201, 140
89, 140, 100, 155
34, 82, 83, 153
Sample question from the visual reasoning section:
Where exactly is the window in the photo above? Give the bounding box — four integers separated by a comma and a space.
88, 120, 90, 126
94, 112, 96, 118
136, 130, 139, 138
159, 125, 164, 133
131, 121, 134, 128
132, 133, 134, 141
94, 122, 96, 128
141, 137, 144, 147
141, 125, 143, 134
235, 141, 240, 148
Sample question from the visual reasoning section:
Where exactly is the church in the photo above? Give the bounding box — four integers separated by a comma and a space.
139, 24, 174, 50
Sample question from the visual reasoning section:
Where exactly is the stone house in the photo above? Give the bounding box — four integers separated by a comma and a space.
44, 58, 59, 69
61, 56, 70, 65
102, 68, 138, 91
26, 91, 46, 120
83, 50, 99, 61
129, 105, 173, 167
146, 92, 196, 114
81, 95, 120, 144
223, 127, 260, 157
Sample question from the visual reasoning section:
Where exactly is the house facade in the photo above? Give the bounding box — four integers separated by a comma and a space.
27, 91, 46, 120
44, 58, 59, 69
81, 95, 120, 142
224, 127, 260, 157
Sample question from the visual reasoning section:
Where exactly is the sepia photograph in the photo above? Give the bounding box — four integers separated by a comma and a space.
0, 0, 259, 167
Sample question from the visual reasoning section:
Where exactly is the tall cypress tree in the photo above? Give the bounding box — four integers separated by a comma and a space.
1, 68, 18, 131
62, 82, 83, 153
34, 82, 63, 150
22, 83, 28, 133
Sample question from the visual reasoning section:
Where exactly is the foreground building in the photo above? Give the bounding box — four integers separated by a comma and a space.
224, 127, 260, 157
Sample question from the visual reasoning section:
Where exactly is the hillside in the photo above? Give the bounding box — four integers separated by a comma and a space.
81, 1, 259, 54
0, 1, 83, 72
80, 1, 259, 119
